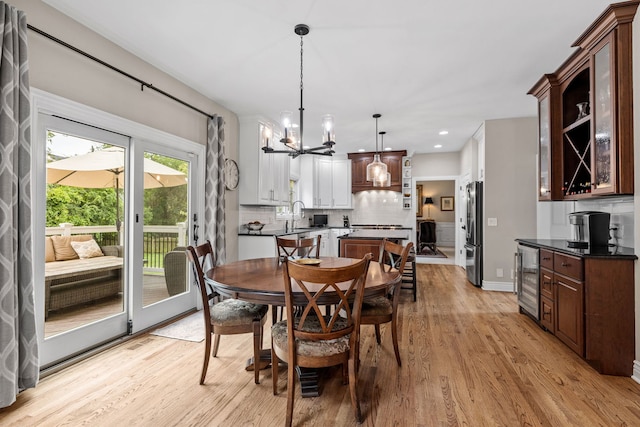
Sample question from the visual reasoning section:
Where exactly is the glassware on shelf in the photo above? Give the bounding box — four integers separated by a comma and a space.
576, 102, 589, 120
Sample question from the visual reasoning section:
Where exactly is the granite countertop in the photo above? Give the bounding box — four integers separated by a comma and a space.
339, 229, 411, 240
238, 226, 350, 237
516, 238, 637, 259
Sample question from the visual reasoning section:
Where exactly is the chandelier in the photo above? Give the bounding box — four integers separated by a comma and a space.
366, 113, 388, 182
373, 130, 391, 187
262, 24, 335, 158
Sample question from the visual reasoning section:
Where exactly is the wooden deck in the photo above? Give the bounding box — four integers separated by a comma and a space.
44, 274, 170, 337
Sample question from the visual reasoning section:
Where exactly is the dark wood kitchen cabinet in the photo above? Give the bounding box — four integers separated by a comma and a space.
553, 252, 584, 357
540, 250, 584, 355
347, 150, 406, 193
539, 249, 555, 332
528, 1, 638, 201
519, 239, 636, 376
529, 76, 562, 201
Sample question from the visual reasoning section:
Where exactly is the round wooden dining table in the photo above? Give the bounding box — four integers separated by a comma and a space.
205, 256, 401, 397
205, 256, 401, 307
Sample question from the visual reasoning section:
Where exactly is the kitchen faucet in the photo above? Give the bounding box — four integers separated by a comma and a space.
291, 200, 305, 230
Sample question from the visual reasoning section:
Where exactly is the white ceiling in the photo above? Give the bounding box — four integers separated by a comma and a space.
44, 0, 617, 156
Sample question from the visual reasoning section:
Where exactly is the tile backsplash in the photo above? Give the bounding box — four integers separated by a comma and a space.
537, 196, 634, 248
239, 190, 415, 232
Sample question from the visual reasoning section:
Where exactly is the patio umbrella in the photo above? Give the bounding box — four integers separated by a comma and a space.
46, 147, 187, 231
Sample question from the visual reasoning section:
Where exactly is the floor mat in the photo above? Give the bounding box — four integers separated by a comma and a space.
150, 311, 204, 342
417, 247, 447, 258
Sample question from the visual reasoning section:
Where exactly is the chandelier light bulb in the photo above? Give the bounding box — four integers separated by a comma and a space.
322, 115, 335, 145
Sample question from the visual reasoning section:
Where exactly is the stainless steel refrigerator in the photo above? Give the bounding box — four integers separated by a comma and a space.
464, 181, 483, 287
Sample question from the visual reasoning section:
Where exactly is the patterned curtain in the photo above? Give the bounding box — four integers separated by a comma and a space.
0, 2, 39, 408
204, 116, 226, 265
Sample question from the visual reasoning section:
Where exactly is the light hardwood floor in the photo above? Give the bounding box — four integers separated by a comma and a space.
2, 264, 640, 426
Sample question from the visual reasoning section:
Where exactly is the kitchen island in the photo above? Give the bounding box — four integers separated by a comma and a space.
338, 229, 411, 259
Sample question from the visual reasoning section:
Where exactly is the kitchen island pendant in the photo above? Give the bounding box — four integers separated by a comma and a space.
373, 131, 390, 187
366, 114, 388, 182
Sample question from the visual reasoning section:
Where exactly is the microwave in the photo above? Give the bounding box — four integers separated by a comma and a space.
312, 214, 328, 227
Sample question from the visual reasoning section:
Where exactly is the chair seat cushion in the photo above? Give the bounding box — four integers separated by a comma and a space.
271, 316, 351, 357
210, 299, 268, 327
360, 296, 393, 317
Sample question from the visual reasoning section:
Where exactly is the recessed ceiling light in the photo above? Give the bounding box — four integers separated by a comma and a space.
439, 130, 448, 135
434, 144, 443, 148
358, 148, 365, 152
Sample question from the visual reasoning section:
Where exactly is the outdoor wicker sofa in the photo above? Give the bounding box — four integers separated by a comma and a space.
44, 235, 123, 319
163, 246, 187, 296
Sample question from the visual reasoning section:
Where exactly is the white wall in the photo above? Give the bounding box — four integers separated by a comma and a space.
412, 152, 460, 177
484, 117, 538, 286
12, 0, 241, 260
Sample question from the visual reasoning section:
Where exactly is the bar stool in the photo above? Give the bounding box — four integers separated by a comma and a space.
400, 246, 417, 301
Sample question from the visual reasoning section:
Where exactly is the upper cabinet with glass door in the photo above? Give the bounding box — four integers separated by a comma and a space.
528, 74, 562, 200
528, 1, 638, 201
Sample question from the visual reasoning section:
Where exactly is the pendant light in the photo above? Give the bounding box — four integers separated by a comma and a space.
261, 24, 335, 158
366, 114, 388, 182
373, 131, 391, 187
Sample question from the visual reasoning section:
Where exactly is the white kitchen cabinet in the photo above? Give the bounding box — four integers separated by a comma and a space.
329, 228, 351, 256
239, 117, 290, 206
299, 157, 351, 209
238, 235, 278, 260
289, 156, 301, 181
331, 159, 352, 209
309, 229, 330, 257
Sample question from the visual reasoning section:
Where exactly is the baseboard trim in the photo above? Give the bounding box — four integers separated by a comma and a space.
631, 360, 640, 383
481, 280, 515, 292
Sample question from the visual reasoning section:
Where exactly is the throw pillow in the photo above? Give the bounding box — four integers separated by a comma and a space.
45, 237, 56, 263
50, 235, 92, 261
70, 239, 104, 259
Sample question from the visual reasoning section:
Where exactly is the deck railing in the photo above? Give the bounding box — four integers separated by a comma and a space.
45, 223, 188, 270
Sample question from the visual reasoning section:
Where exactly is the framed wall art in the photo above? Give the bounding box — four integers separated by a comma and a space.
441, 196, 454, 211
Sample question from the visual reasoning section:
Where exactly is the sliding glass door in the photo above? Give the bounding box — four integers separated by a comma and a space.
129, 140, 198, 332
36, 115, 130, 367
34, 99, 202, 367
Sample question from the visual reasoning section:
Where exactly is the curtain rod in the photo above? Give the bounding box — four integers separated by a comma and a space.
27, 24, 214, 120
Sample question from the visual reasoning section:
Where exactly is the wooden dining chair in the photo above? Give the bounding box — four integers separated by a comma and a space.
275, 235, 321, 259
360, 239, 413, 366
271, 254, 372, 426
186, 240, 269, 385
274, 235, 323, 322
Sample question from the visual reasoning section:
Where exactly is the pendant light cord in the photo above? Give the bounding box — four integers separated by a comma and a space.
375, 115, 380, 154
299, 32, 305, 147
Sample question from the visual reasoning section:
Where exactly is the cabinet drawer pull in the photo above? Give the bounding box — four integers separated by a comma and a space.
543, 280, 551, 286
542, 257, 551, 260
561, 262, 569, 267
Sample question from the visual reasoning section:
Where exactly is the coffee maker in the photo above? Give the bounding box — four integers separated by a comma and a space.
567, 211, 610, 248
